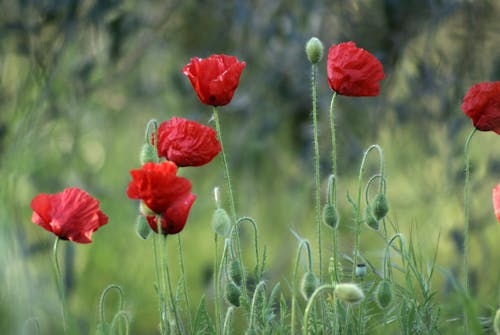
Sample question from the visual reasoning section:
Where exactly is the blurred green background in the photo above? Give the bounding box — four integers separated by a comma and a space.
1, 0, 500, 333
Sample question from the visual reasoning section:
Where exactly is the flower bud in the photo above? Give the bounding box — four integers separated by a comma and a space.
365, 206, 380, 230
334, 283, 365, 304
140, 143, 159, 164
301, 271, 318, 300
305, 37, 324, 64
140, 201, 156, 217
375, 280, 392, 309
372, 193, 389, 220
136, 215, 152, 240
225, 281, 241, 307
228, 259, 243, 287
494, 308, 500, 335
322, 203, 338, 229
212, 208, 231, 237
355, 263, 367, 279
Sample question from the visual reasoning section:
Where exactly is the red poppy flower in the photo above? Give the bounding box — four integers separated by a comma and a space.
126, 161, 194, 215
493, 182, 500, 223
182, 54, 246, 106
30, 188, 108, 243
461, 82, 500, 134
157, 117, 221, 167
146, 193, 196, 234
327, 41, 385, 97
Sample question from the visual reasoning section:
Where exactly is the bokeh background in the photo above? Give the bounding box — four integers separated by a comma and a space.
1, 0, 500, 333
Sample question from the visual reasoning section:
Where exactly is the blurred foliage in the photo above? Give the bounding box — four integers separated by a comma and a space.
1, 0, 499, 333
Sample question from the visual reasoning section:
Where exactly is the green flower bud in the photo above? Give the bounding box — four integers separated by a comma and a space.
494, 308, 500, 335
334, 283, 365, 304
140, 143, 159, 164
225, 281, 241, 307
301, 271, 318, 300
355, 263, 367, 279
212, 208, 231, 237
365, 206, 380, 230
305, 37, 324, 64
140, 201, 156, 217
136, 215, 152, 240
322, 203, 338, 229
228, 259, 243, 287
372, 193, 389, 220
375, 280, 393, 309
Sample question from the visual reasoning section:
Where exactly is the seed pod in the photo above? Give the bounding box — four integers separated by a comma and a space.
334, 283, 365, 305
140, 143, 159, 164
301, 272, 318, 300
372, 193, 389, 220
211, 208, 231, 237
322, 203, 339, 229
305, 37, 324, 64
228, 259, 243, 287
375, 280, 393, 309
494, 308, 500, 335
355, 263, 367, 279
365, 206, 380, 230
136, 215, 152, 240
225, 281, 241, 307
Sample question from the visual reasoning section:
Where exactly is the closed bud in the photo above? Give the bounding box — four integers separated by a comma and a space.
228, 259, 243, 286
494, 308, 500, 335
225, 281, 241, 307
305, 37, 324, 64
140, 143, 159, 164
334, 283, 365, 304
355, 263, 367, 279
212, 208, 231, 237
322, 203, 339, 229
301, 271, 318, 300
373, 193, 389, 220
140, 201, 156, 217
365, 206, 380, 230
136, 215, 152, 240
375, 280, 393, 309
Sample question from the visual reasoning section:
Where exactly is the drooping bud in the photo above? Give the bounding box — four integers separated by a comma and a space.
372, 193, 389, 220
494, 308, 500, 335
305, 37, 324, 64
140, 143, 159, 164
211, 208, 231, 237
228, 259, 243, 287
365, 206, 380, 230
301, 271, 318, 300
136, 215, 152, 240
334, 283, 365, 305
322, 203, 338, 229
375, 280, 393, 309
225, 281, 241, 307
355, 263, 367, 279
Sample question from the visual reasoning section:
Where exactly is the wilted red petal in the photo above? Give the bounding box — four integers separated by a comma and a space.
327, 41, 385, 97
182, 54, 246, 106
157, 117, 221, 167
127, 161, 193, 215
30, 188, 108, 243
462, 82, 500, 134
146, 193, 196, 235
493, 182, 500, 223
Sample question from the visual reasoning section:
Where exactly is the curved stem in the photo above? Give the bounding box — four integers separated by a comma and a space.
352, 144, 384, 280
291, 238, 313, 335
144, 119, 158, 145
98, 284, 124, 324
222, 306, 235, 335
236, 216, 260, 277
52, 237, 68, 334
383, 233, 405, 280
463, 128, 476, 333
311, 63, 322, 279
248, 281, 267, 331
302, 285, 334, 335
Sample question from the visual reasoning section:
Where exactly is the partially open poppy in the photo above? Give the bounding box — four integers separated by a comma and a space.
31, 188, 108, 243
157, 117, 221, 167
462, 82, 500, 134
327, 41, 385, 97
182, 54, 246, 106
145, 193, 196, 235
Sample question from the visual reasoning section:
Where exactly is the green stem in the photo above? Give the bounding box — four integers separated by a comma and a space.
291, 238, 313, 335
162, 236, 182, 334
248, 281, 267, 331
326, 175, 340, 283
177, 234, 193, 333
152, 229, 167, 334
236, 216, 260, 278
213, 234, 221, 335
352, 144, 384, 280
329, 92, 338, 188
463, 128, 476, 333
52, 237, 68, 334
302, 285, 334, 335
311, 63, 322, 279
222, 306, 235, 335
